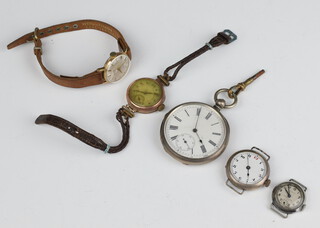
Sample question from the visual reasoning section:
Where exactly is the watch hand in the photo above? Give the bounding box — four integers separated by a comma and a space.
194, 131, 203, 144
183, 138, 191, 150
132, 90, 153, 95
284, 187, 291, 198
246, 154, 250, 182
194, 108, 201, 130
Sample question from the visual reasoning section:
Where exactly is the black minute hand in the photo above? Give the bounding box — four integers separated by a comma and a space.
194, 108, 201, 130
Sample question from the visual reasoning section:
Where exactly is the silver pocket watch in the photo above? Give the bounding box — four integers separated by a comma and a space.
225, 147, 271, 194
160, 70, 265, 165
271, 179, 307, 218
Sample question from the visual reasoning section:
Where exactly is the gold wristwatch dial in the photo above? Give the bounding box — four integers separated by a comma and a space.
128, 78, 163, 107
104, 53, 131, 83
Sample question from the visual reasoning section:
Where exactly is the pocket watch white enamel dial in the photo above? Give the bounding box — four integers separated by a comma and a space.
160, 102, 229, 164
225, 147, 271, 194
160, 70, 265, 164
271, 179, 307, 218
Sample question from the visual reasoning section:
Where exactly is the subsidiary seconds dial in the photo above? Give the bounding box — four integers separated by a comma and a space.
160, 102, 229, 164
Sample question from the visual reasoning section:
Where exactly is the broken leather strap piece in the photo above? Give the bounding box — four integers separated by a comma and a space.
35, 108, 130, 153
163, 30, 237, 81
7, 19, 131, 88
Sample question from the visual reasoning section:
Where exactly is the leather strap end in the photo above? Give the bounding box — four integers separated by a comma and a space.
217, 29, 237, 44
7, 32, 34, 50
35, 114, 50, 124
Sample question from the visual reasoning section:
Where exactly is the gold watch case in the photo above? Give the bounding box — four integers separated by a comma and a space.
126, 77, 166, 114
102, 52, 131, 83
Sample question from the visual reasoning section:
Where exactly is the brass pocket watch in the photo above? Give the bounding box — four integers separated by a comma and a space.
225, 147, 271, 194
271, 179, 307, 218
160, 70, 265, 164
35, 30, 237, 153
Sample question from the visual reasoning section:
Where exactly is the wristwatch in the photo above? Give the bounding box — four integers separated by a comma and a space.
271, 179, 307, 218
225, 147, 271, 194
7, 19, 131, 88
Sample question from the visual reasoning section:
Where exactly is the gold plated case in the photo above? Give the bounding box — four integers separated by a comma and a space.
102, 52, 131, 83
225, 147, 271, 194
126, 78, 166, 114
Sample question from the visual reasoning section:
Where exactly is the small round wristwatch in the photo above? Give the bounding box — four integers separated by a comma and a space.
7, 19, 131, 88
225, 147, 271, 194
160, 70, 265, 164
271, 179, 307, 218
35, 29, 237, 153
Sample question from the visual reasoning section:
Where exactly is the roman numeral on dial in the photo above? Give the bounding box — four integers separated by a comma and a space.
208, 140, 216, 147
200, 145, 207, 153
197, 108, 201, 116
205, 112, 212, 120
174, 116, 182, 122
169, 125, 178, 130
171, 135, 178, 140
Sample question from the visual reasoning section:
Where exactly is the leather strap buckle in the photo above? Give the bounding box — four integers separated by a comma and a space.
32, 27, 42, 55
32, 27, 40, 41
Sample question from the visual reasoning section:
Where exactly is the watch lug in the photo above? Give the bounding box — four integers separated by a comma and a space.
271, 203, 288, 218
289, 179, 307, 191
226, 179, 244, 195
97, 67, 106, 72
251, 146, 270, 161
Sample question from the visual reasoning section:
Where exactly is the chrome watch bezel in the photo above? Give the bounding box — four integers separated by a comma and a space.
225, 147, 271, 194
271, 179, 307, 217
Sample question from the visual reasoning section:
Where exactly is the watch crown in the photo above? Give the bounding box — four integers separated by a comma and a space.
157, 104, 165, 111
110, 52, 117, 57
264, 179, 271, 187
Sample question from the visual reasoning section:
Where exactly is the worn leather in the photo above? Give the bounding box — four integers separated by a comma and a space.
7, 19, 131, 88
164, 31, 235, 81
35, 108, 130, 153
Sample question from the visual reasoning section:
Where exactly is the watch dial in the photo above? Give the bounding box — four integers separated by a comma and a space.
106, 54, 130, 82
162, 102, 228, 161
274, 182, 305, 211
128, 78, 163, 107
230, 151, 267, 185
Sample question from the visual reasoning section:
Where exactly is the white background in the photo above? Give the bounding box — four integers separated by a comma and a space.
0, 0, 319, 227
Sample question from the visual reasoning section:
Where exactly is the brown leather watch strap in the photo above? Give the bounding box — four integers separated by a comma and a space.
163, 29, 237, 82
35, 108, 130, 153
7, 19, 131, 88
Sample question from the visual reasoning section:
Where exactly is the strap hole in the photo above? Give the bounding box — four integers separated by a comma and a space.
40, 32, 44, 35
56, 27, 61, 31
47, 29, 53, 33
73, 24, 78, 29
64, 26, 69, 30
